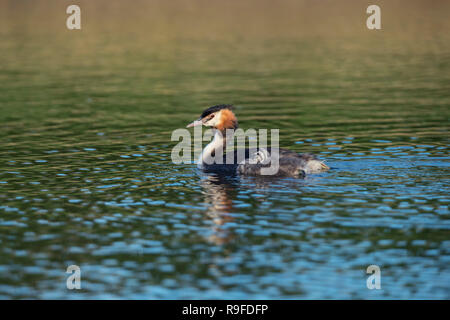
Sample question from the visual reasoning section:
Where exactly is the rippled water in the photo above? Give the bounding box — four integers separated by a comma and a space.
1, 1, 450, 299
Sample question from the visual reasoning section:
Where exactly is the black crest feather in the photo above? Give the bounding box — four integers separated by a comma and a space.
201, 104, 234, 119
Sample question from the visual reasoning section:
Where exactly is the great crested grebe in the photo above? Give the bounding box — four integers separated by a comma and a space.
186, 104, 329, 177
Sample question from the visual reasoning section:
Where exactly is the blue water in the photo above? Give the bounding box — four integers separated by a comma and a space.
0, 1, 449, 298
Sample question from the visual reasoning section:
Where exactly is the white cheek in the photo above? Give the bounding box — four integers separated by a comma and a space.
205, 113, 220, 126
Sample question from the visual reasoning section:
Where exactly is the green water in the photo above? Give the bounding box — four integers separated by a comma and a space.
1, 16, 449, 298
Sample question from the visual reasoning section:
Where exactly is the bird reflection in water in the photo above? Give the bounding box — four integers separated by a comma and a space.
200, 174, 239, 245
200, 173, 303, 245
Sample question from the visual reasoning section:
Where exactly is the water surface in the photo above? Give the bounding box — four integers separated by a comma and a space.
0, 0, 449, 299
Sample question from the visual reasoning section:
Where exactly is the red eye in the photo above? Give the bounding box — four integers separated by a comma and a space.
209, 114, 215, 119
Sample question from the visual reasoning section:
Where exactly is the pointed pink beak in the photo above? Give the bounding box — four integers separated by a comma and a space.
186, 119, 203, 128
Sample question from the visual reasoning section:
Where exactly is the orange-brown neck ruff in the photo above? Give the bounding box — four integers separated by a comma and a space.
216, 109, 238, 132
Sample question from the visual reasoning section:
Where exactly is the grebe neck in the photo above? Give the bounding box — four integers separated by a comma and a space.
197, 130, 231, 168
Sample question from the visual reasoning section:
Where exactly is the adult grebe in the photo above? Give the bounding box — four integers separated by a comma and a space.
187, 104, 329, 177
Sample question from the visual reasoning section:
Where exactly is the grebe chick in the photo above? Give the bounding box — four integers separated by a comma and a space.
186, 104, 329, 177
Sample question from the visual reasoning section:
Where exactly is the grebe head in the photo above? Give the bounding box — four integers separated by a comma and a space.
187, 104, 238, 132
